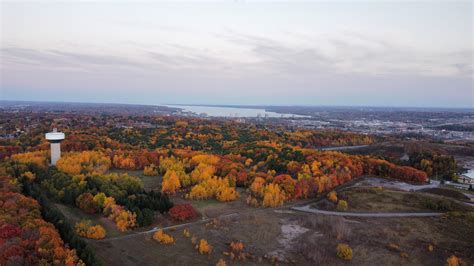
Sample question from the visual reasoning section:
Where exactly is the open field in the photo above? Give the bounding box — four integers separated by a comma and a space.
108, 169, 162, 191
313, 187, 474, 213
50, 175, 474, 265
88, 205, 474, 265
55, 203, 124, 238
421, 187, 472, 201
49, 172, 474, 265
84, 179, 473, 265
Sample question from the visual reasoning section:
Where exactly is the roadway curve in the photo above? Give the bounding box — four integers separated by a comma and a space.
292, 205, 443, 218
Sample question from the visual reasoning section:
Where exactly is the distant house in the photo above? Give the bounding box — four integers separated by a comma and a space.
459, 174, 474, 185
400, 153, 410, 161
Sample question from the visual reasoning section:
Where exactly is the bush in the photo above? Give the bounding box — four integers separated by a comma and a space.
327, 191, 338, 203
122, 191, 173, 214
230, 241, 244, 253
143, 164, 158, 176
75, 220, 106, 239
336, 200, 348, 212
336, 243, 353, 260
153, 230, 175, 244
387, 243, 401, 252
183, 229, 191, 238
76, 193, 100, 214
216, 259, 226, 266
169, 204, 198, 221
133, 207, 155, 227
197, 239, 213, 254
446, 255, 464, 266
424, 198, 460, 212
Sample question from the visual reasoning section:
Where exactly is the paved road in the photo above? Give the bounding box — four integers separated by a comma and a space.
319, 145, 369, 151
292, 205, 443, 218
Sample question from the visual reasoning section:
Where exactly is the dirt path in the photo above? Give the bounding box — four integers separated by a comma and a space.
96, 198, 313, 242
292, 205, 442, 217
97, 212, 239, 242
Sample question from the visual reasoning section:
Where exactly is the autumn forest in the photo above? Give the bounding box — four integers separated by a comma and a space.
1, 107, 472, 266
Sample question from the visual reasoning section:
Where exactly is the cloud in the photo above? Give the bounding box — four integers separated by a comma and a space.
1, 47, 145, 72
220, 30, 473, 78
2, 27, 472, 83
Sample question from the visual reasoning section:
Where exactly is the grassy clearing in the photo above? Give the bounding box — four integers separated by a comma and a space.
108, 169, 162, 191
83, 177, 474, 265
313, 187, 472, 213
89, 211, 284, 265
55, 203, 123, 238
190, 199, 220, 212
440, 184, 474, 196
89, 207, 474, 265
345, 187, 472, 213
420, 188, 470, 201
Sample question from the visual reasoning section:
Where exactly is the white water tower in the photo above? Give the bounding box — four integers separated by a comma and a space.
45, 128, 65, 165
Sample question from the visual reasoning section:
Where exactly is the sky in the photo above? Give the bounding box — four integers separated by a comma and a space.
1, 1, 473, 108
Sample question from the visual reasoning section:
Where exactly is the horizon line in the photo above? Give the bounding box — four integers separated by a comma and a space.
1, 99, 473, 111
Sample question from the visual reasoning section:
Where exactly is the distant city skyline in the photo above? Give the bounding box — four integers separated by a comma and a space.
1, 1, 473, 108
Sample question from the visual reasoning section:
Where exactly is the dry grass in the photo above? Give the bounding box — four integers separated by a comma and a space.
85, 186, 474, 265
339, 187, 472, 213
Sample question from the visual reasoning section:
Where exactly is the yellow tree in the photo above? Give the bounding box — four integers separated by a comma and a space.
153, 230, 175, 244
197, 239, 213, 254
249, 177, 266, 197
216, 187, 239, 202
114, 209, 137, 232
143, 164, 157, 176
162, 170, 181, 194
262, 184, 285, 207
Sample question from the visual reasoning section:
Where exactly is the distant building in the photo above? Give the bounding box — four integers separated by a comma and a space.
459, 174, 474, 185
400, 153, 410, 161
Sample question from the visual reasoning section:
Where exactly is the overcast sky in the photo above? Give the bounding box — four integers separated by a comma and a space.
1, 1, 472, 108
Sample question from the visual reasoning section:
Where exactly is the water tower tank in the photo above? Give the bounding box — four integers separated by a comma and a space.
45, 128, 65, 165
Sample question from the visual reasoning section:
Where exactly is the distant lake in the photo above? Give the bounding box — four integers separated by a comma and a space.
165, 105, 308, 118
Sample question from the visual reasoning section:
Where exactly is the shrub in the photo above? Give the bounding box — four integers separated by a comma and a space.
336, 244, 353, 260
22, 171, 36, 181
76, 193, 99, 214
143, 164, 158, 176
216, 259, 226, 266
228, 241, 247, 261
197, 239, 213, 254
153, 229, 175, 244
230, 241, 244, 253
216, 187, 239, 202
446, 255, 464, 266
336, 200, 348, 212
327, 191, 338, 203
428, 244, 434, 252
75, 220, 106, 239
424, 199, 460, 212
183, 228, 191, 238
387, 243, 401, 252
169, 204, 198, 221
